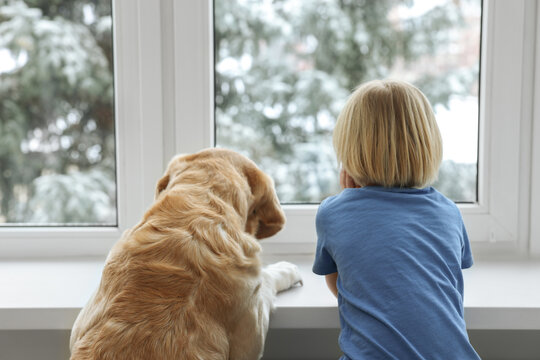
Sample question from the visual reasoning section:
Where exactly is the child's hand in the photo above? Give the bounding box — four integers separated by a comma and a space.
340, 170, 361, 189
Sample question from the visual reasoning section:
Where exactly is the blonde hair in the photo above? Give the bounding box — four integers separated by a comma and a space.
333, 79, 442, 188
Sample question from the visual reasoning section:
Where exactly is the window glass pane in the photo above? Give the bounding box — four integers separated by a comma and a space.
0, 0, 116, 225
214, 0, 481, 203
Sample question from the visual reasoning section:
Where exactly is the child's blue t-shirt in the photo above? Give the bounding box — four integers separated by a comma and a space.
313, 186, 480, 360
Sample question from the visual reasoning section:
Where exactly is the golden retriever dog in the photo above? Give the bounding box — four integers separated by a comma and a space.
70, 148, 302, 360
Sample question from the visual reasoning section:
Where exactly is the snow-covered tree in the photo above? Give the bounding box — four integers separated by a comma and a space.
0, 0, 115, 224
215, 0, 481, 202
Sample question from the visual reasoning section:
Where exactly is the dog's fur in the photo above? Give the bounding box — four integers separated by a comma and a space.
70, 148, 301, 360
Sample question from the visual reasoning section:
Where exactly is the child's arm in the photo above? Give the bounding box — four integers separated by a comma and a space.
321, 171, 355, 299
325, 272, 338, 298
322, 170, 357, 299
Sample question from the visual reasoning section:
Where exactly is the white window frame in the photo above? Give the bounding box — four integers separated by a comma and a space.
0, 0, 166, 258
0, 0, 537, 259
172, 0, 537, 258
531, 0, 540, 256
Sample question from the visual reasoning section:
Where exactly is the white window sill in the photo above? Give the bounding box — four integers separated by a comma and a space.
1, 256, 539, 331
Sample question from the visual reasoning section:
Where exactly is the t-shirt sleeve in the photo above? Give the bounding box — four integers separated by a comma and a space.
312, 200, 338, 275
460, 220, 474, 269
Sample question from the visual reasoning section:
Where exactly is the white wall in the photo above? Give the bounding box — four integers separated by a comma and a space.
1, 329, 539, 360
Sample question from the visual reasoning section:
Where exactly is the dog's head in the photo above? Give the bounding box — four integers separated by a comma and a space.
155, 148, 285, 239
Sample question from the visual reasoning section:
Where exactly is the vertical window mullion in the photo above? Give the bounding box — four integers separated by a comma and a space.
173, 1, 214, 155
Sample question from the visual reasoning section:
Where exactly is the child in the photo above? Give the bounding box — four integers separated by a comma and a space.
313, 79, 480, 359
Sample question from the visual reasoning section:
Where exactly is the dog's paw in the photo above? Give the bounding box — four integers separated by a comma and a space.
264, 261, 303, 293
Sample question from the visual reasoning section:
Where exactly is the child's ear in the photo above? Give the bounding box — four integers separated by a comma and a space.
340, 169, 361, 189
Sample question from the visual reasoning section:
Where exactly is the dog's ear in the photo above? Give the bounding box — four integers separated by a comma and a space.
254, 189, 286, 239
154, 153, 189, 200
155, 174, 170, 200
245, 167, 286, 239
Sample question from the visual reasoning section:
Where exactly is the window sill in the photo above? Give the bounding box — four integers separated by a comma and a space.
1, 256, 539, 330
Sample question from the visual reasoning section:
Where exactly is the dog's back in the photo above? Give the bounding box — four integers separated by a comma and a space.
70, 149, 287, 360
71, 222, 261, 359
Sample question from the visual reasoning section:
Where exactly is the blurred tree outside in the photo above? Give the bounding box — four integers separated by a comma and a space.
0, 0, 481, 226
0, 0, 116, 224
215, 0, 481, 203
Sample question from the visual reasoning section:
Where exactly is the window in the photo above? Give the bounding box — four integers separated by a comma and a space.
0, 0, 166, 257
0, 0, 116, 226
1, 0, 536, 258
214, 0, 482, 204
175, 0, 535, 256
